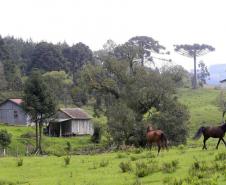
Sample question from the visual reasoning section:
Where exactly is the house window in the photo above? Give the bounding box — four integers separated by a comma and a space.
14, 110, 18, 118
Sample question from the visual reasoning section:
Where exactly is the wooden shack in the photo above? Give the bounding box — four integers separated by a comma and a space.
0, 99, 32, 125
48, 108, 93, 137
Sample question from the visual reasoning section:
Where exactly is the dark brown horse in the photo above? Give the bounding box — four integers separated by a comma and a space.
146, 126, 168, 155
193, 123, 226, 149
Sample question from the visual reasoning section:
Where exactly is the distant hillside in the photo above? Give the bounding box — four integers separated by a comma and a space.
206, 64, 226, 85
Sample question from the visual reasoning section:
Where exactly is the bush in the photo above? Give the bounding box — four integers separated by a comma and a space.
151, 99, 190, 145
117, 153, 127, 159
91, 123, 102, 143
132, 178, 143, 185
163, 176, 218, 185
65, 141, 72, 154
0, 180, 16, 185
130, 155, 138, 161
17, 158, 23, 167
215, 152, 226, 161
162, 160, 179, 173
89, 162, 98, 170
135, 161, 150, 177
119, 161, 132, 173
64, 155, 71, 166
20, 131, 35, 139
99, 159, 109, 167
146, 152, 156, 158
0, 129, 12, 155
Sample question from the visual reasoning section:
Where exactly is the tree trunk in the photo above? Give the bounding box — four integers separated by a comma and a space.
193, 53, 197, 89
35, 120, 39, 152
39, 121, 43, 154
3, 148, 5, 156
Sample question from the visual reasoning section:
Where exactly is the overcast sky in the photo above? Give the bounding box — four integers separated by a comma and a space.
1, 0, 226, 70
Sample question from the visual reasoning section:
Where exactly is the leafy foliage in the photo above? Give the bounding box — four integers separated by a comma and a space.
151, 98, 190, 145
91, 123, 102, 143
0, 129, 12, 149
174, 43, 215, 89
174, 44, 215, 57
30, 42, 66, 72
197, 61, 210, 86
79, 38, 189, 146
23, 71, 56, 153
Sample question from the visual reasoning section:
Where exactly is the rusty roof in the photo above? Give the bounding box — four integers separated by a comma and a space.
9, 99, 23, 105
59, 108, 92, 120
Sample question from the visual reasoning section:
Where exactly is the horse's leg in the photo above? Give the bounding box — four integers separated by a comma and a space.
157, 142, 161, 155
203, 137, 208, 150
149, 142, 152, 151
221, 138, 226, 146
216, 138, 221, 149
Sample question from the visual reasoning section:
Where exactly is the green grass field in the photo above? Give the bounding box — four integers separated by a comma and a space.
0, 88, 225, 185
0, 147, 225, 185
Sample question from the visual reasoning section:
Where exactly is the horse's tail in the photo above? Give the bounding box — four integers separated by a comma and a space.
193, 126, 205, 140
160, 132, 168, 147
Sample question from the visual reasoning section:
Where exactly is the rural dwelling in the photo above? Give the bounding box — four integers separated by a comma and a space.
0, 99, 32, 125
48, 108, 93, 137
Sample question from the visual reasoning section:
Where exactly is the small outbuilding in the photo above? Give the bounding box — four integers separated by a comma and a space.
48, 108, 93, 137
0, 98, 32, 125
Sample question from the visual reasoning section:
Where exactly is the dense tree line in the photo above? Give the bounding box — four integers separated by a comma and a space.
0, 34, 214, 146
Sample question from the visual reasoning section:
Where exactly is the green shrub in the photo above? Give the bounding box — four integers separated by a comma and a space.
135, 161, 150, 177
91, 123, 102, 143
0, 129, 12, 155
89, 162, 98, 170
146, 152, 156, 158
119, 161, 132, 173
189, 159, 210, 179
99, 159, 109, 167
17, 158, 23, 167
215, 152, 226, 161
20, 131, 35, 138
130, 155, 138, 161
132, 178, 143, 185
117, 153, 127, 159
0, 180, 16, 185
64, 155, 71, 166
163, 176, 218, 185
162, 160, 179, 173
133, 148, 143, 154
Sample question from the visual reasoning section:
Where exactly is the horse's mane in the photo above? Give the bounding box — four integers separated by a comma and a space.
221, 123, 226, 132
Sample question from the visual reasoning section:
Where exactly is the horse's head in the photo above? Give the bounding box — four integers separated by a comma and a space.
146, 125, 154, 132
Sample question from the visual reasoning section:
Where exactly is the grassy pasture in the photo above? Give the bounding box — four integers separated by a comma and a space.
0, 88, 225, 184
178, 88, 222, 133
0, 147, 225, 185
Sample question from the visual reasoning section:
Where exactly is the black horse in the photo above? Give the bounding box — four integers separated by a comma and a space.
193, 123, 226, 149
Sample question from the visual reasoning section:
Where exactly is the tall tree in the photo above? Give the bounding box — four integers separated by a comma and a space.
23, 72, 56, 154
63, 42, 93, 84
78, 52, 189, 145
197, 61, 210, 86
128, 36, 169, 66
3, 60, 23, 91
42, 70, 73, 106
174, 44, 215, 89
30, 42, 66, 72
0, 36, 9, 61
0, 62, 8, 90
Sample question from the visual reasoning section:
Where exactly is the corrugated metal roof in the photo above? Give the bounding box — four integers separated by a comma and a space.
59, 108, 92, 120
